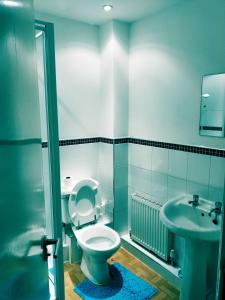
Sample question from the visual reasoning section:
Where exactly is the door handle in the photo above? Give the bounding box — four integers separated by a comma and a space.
41, 235, 61, 261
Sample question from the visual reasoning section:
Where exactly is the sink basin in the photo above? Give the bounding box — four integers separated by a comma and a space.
160, 194, 221, 241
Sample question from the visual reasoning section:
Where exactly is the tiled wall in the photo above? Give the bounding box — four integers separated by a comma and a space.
128, 141, 225, 268
128, 143, 225, 204
59, 143, 99, 182
114, 144, 128, 234
43, 136, 224, 271
50, 138, 225, 245
97, 143, 114, 224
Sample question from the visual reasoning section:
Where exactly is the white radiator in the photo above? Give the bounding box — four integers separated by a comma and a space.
130, 193, 172, 261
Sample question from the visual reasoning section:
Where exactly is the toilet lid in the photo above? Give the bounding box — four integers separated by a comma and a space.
68, 179, 99, 227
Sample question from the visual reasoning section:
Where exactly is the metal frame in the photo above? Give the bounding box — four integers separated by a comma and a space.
35, 20, 65, 300
199, 73, 225, 138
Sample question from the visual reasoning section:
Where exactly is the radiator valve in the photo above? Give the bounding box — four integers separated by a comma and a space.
169, 249, 176, 266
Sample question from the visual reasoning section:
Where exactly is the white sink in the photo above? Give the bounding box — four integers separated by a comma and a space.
160, 194, 221, 241
160, 194, 222, 300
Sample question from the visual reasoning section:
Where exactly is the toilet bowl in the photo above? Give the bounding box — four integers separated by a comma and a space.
61, 178, 121, 285
74, 224, 120, 285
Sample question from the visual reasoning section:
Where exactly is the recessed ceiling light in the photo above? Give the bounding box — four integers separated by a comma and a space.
1, 0, 22, 7
103, 4, 113, 12
202, 93, 210, 98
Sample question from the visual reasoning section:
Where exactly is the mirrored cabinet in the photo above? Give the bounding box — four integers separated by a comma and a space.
199, 73, 225, 137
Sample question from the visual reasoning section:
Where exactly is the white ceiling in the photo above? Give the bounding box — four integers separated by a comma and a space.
34, 0, 181, 25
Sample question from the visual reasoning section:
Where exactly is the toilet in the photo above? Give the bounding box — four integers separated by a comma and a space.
61, 178, 121, 285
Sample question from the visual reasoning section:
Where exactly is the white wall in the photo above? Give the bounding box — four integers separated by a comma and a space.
99, 22, 114, 137
36, 16, 129, 142
36, 13, 101, 139
129, 0, 225, 149
112, 21, 129, 138
99, 21, 129, 138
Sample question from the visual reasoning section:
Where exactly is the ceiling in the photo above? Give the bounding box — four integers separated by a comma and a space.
34, 0, 181, 25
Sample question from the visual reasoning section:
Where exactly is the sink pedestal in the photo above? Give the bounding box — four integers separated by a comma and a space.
181, 239, 207, 300
160, 195, 221, 300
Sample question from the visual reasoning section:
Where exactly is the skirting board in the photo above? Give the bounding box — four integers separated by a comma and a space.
121, 234, 181, 289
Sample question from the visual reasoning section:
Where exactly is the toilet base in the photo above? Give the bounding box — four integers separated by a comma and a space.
80, 254, 111, 285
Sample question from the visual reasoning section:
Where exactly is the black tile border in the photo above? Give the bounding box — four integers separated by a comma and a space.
100, 137, 114, 144
128, 138, 225, 157
42, 141, 48, 148
42, 138, 100, 148
59, 137, 100, 146
114, 138, 129, 144
42, 137, 225, 157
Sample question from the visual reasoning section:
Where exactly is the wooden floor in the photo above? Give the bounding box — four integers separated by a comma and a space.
64, 247, 180, 300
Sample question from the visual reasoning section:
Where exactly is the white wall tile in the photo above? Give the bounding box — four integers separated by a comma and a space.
60, 144, 99, 185
127, 186, 135, 228
114, 165, 128, 188
168, 176, 187, 200
97, 143, 113, 191
187, 153, 210, 185
209, 156, 225, 189
186, 152, 210, 200
186, 181, 209, 199
114, 209, 128, 235
114, 144, 128, 167
152, 147, 169, 174
98, 143, 113, 168
114, 186, 128, 212
208, 187, 224, 203
129, 165, 152, 195
128, 144, 152, 170
209, 156, 225, 202
100, 187, 114, 205
168, 150, 188, 179
151, 171, 168, 203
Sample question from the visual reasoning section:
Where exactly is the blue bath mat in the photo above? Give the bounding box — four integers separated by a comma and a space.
74, 262, 157, 299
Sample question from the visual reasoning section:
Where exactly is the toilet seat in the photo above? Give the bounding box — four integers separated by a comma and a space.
68, 179, 100, 227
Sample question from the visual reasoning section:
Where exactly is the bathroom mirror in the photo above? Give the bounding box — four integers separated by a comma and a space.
199, 73, 225, 137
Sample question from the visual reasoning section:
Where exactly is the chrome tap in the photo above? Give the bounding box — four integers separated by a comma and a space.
209, 202, 222, 225
188, 194, 199, 206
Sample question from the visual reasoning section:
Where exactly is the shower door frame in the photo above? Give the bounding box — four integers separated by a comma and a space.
35, 20, 65, 300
